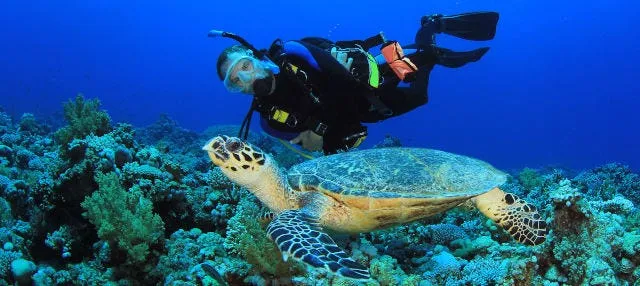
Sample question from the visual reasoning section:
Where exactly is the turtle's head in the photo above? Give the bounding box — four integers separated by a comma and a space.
202, 135, 269, 186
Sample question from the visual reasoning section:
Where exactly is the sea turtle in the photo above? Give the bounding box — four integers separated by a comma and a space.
202, 135, 547, 280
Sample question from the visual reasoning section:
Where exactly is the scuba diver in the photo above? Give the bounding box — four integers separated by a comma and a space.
212, 12, 499, 155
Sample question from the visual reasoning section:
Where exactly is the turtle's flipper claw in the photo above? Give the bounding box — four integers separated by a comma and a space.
267, 209, 370, 280
259, 210, 275, 224
474, 188, 547, 246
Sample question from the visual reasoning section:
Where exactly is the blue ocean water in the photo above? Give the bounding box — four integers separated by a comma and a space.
0, 0, 638, 172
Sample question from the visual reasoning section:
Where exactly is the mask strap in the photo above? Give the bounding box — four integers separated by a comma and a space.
260, 58, 280, 74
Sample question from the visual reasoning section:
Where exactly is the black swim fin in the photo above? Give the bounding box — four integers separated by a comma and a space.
434, 46, 490, 68
423, 12, 500, 41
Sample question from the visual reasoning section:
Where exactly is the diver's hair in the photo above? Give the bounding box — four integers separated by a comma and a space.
216, 45, 253, 80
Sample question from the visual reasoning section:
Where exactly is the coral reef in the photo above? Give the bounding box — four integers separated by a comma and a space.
135, 113, 199, 154
573, 163, 640, 204
0, 103, 638, 285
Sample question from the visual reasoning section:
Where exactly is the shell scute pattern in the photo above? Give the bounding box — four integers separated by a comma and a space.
288, 148, 507, 199
319, 180, 343, 193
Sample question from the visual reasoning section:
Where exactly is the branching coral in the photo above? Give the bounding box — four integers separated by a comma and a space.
44, 226, 73, 259
81, 172, 165, 266
54, 94, 112, 150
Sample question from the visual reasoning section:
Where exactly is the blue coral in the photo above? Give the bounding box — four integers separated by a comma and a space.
152, 228, 235, 284
425, 250, 462, 280
461, 256, 508, 285
0, 249, 22, 280
0, 111, 12, 135
425, 223, 469, 245
574, 163, 640, 203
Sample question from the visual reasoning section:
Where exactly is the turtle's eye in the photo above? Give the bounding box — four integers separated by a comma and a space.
226, 139, 242, 152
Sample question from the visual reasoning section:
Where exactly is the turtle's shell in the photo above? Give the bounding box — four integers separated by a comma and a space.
287, 147, 506, 199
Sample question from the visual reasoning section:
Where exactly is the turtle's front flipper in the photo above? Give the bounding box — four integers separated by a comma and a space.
266, 209, 370, 280
473, 187, 547, 246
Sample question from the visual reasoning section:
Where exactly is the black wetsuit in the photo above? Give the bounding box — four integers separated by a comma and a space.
255, 39, 437, 154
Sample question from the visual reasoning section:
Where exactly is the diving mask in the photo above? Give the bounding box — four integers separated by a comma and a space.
223, 55, 279, 94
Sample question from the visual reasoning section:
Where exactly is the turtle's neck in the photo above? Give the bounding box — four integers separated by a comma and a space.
245, 158, 293, 213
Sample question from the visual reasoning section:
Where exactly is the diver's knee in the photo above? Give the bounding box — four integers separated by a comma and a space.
406, 90, 428, 107
421, 14, 444, 32
416, 15, 442, 47
418, 93, 428, 106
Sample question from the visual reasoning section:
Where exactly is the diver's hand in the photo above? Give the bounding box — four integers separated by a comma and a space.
290, 130, 324, 152
331, 47, 353, 71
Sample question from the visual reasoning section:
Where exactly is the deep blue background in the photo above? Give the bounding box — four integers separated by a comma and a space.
0, 0, 638, 172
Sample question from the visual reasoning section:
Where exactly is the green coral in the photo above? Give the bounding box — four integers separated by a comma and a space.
621, 232, 640, 256
54, 93, 112, 149
223, 196, 303, 278
369, 255, 420, 285
81, 172, 165, 265
518, 168, 544, 191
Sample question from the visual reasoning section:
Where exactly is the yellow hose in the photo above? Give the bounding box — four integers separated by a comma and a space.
276, 138, 316, 160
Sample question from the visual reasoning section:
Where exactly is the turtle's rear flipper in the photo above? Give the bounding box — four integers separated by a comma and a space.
473, 188, 547, 246
266, 209, 370, 280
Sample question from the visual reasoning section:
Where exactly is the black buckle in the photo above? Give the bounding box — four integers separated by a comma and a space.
286, 115, 298, 128
313, 122, 328, 136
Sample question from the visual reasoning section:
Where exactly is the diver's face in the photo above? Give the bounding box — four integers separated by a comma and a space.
223, 53, 271, 94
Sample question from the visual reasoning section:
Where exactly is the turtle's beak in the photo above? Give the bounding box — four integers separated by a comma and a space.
203, 136, 231, 165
